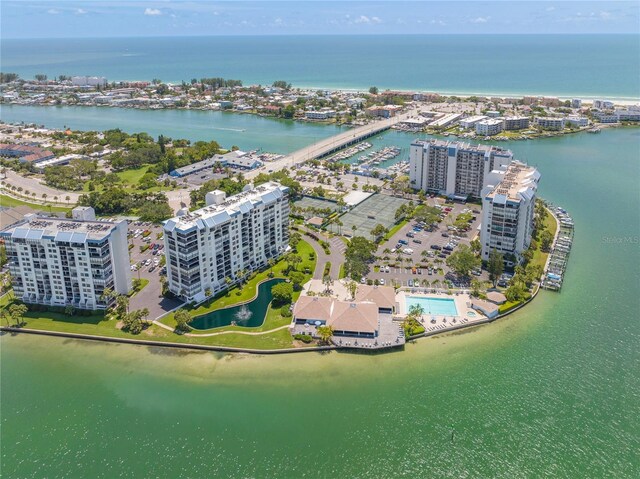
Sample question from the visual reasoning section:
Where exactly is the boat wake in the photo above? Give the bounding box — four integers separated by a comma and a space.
212, 127, 246, 132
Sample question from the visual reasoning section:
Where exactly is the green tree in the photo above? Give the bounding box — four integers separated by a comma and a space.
174, 309, 192, 332
540, 230, 554, 252
8, 303, 28, 327
286, 253, 302, 271
345, 236, 377, 280
370, 224, 388, 242
347, 280, 358, 300
271, 282, 294, 305
317, 325, 334, 344
289, 271, 305, 291
470, 279, 486, 298
369, 86, 379, 95
138, 200, 173, 223
487, 250, 504, 287
445, 245, 481, 277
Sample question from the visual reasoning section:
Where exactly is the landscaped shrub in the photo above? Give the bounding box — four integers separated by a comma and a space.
280, 305, 292, 318
294, 333, 313, 343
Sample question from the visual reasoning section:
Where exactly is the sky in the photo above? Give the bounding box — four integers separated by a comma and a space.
2, 1, 639, 38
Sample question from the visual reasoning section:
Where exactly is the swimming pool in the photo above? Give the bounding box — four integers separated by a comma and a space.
405, 296, 459, 316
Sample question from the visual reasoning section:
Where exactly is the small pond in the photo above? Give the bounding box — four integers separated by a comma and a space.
189, 278, 285, 330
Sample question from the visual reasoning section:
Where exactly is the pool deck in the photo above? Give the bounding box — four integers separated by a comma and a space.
395, 290, 490, 333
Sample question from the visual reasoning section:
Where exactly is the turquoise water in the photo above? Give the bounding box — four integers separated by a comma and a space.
189, 279, 284, 330
0, 104, 345, 153
1, 122, 639, 477
406, 296, 459, 316
2, 35, 639, 98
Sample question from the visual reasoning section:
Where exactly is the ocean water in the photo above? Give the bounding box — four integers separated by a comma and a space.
2, 35, 639, 99
2, 127, 639, 477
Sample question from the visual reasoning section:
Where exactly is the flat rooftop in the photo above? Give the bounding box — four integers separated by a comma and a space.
164, 181, 287, 232
0, 216, 120, 242
412, 138, 512, 155
486, 161, 540, 202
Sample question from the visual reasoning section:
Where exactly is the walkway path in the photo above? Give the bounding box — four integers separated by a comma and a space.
152, 319, 290, 337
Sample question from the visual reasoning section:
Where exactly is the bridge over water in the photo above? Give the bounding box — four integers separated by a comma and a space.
247, 108, 419, 177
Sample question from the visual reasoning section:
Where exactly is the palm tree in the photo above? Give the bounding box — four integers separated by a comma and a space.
65, 195, 71, 204
322, 274, 333, 294
42, 193, 48, 203
236, 269, 247, 290
267, 258, 276, 276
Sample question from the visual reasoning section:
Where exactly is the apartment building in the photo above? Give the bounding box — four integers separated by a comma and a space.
476, 118, 504, 136
305, 110, 336, 120
409, 140, 513, 198
535, 117, 565, 130
459, 115, 488, 129
565, 116, 589, 127
0, 207, 131, 310
503, 116, 530, 131
163, 182, 290, 302
480, 162, 541, 263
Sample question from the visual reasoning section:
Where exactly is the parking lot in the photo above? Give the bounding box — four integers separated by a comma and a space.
127, 221, 182, 320
365, 199, 489, 288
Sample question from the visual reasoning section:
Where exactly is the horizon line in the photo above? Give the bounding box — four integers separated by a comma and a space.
4, 32, 638, 40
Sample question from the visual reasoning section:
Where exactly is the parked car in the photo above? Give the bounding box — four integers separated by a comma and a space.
431, 245, 442, 250
406, 232, 415, 238
398, 239, 408, 245
379, 278, 385, 285
412, 239, 422, 244
441, 232, 449, 237
408, 279, 414, 287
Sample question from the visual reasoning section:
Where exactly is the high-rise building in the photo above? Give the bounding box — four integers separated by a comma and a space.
480, 162, 541, 263
409, 140, 513, 198
163, 182, 290, 302
0, 207, 131, 310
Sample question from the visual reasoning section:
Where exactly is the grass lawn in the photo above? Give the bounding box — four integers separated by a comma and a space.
161, 239, 317, 332
0, 239, 319, 351
498, 300, 523, 314
130, 278, 150, 297
384, 219, 408, 241
0, 194, 72, 213
116, 165, 151, 184
530, 208, 559, 270
0, 293, 301, 350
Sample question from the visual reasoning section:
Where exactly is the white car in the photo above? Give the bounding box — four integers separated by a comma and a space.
379, 278, 386, 285
403, 248, 414, 254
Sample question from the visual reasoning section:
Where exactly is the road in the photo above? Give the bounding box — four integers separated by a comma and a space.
1, 108, 420, 210
246, 108, 420, 179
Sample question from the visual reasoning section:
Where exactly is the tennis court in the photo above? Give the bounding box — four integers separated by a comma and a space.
339, 194, 409, 237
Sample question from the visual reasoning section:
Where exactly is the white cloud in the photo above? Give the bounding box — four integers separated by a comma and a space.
75, 8, 88, 15
355, 15, 382, 24
430, 19, 446, 26
599, 10, 612, 20
144, 8, 163, 16
47, 8, 60, 15
546, 6, 556, 12
470, 16, 490, 24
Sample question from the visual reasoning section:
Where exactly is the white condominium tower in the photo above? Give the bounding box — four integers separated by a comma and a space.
480, 161, 541, 262
409, 139, 513, 198
0, 207, 131, 310
163, 182, 290, 302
